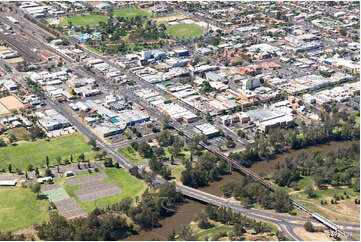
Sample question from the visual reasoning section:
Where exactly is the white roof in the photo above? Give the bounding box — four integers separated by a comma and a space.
0, 180, 17, 186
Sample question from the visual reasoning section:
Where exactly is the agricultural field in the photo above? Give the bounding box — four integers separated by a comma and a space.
0, 133, 94, 170
60, 14, 108, 26
166, 24, 203, 38
113, 8, 151, 18
61, 169, 145, 213
0, 187, 49, 232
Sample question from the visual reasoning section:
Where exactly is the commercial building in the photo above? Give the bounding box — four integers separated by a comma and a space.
195, 123, 219, 137
246, 108, 294, 132
37, 109, 71, 131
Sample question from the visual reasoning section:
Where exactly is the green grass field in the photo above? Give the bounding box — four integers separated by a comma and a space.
113, 8, 151, 18
62, 169, 145, 213
118, 146, 149, 164
0, 133, 94, 170
166, 24, 203, 38
60, 14, 108, 26
0, 187, 49, 232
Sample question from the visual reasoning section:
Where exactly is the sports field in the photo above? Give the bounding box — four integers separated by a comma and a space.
0, 133, 94, 170
166, 24, 203, 38
0, 187, 49, 232
63, 169, 145, 213
113, 8, 151, 18
60, 14, 108, 26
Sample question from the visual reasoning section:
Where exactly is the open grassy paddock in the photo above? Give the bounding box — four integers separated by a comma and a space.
166, 24, 203, 38
60, 14, 108, 26
0, 187, 49, 232
0, 133, 94, 170
62, 169, 145, 213
118, 146, 149, 164
113, 8, 151, 18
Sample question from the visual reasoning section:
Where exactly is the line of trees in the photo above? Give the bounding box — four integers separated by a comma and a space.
203, 205, 289, 240
220, 177, 293, 213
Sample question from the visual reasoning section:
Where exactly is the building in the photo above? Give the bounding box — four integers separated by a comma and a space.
242, 78, 261, 90
195, 123, 219, 137
95, 3, 112, 10
37, 109, 71, 131
246, 108, 294, 132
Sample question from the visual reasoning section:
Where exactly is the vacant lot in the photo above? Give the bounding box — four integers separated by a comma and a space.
113, 8, 151, 18
0, 187, 49, 232
60, 14, 108, 26
118, 146, 148, 164
166, 24, 203, 38
0, 133, 94, 170
8, 127, 31, 141
63, 169, 145, 213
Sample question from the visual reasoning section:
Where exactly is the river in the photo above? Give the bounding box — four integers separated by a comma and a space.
124, 140, 358, 240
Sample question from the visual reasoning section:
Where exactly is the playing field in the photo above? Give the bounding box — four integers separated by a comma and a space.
63, 169, 145, 213
0, 133, 94, 170
113, 8, 151, 18
166, 24, 203, 38
0, 96, 25, 111
0, 187, 49, 232
60, 14, 108, 26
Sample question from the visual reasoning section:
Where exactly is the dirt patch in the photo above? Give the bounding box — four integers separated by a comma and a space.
324, 199, 360, 223
153, 14, 186, 23
0, 96, 25, 111
5, 57, 24, 64
293, 227, 333, 241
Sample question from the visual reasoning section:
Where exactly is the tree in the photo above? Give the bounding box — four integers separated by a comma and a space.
168, 230, 176, 241
31, 182, 41, 198
233, 224, 245, 237
35, 167, 39, 177
178, 225, 198, 241
45, 168, 52, 177
304, 222, 315, 232
88, 139, 97, 150
78, 153, 85, 162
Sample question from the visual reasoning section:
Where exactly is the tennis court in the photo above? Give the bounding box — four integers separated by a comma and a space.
42, 183, 85, 218
43, 187, 70, 202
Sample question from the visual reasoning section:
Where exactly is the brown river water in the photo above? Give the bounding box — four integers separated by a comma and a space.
124, 141, 357, 240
